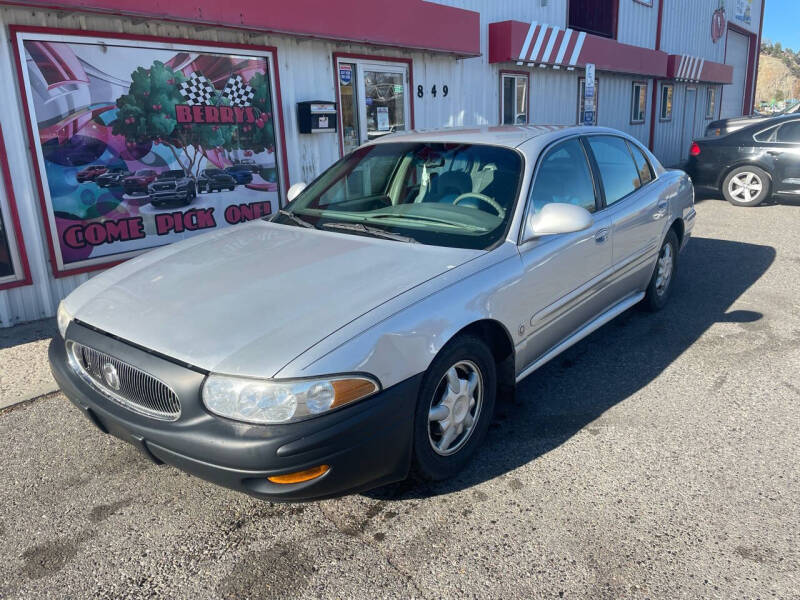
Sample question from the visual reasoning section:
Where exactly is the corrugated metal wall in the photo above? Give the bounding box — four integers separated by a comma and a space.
0, 1, 762, 326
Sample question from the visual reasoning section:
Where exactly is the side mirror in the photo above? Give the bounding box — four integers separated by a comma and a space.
526, 203, 593, 238
286, 182, 307, 203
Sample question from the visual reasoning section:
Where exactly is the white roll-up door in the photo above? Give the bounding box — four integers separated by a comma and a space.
721, 30, 750, 118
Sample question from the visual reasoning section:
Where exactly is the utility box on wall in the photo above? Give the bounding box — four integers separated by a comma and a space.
297, 101, 337, 133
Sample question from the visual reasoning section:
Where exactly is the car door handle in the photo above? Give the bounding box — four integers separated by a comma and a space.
767, 150, 783, 156
594, 228, 609, 244
654, 199, 668, 220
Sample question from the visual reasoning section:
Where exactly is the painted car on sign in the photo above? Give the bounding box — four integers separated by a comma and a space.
76, 165, 108, 183
51, 125, 695, 501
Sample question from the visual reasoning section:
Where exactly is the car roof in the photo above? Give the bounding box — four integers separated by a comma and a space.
367, 125, 583, 148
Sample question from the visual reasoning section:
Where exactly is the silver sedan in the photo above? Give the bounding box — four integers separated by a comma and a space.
51, 125, 695, 500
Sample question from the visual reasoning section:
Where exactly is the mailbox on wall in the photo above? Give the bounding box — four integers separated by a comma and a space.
297, 101, 337, 133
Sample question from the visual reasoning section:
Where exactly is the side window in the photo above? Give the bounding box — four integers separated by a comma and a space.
627, 141, 654, 186
586, 136, 641, 205
776, 121, 800, 144
754, 124, 779, 143
502, 73, 529, 125
530, 139, 597, 214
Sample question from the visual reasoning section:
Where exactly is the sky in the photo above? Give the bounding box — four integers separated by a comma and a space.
762, 0, 800, 51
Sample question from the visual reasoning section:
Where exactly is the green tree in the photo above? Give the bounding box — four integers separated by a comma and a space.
112, 61, 236, 177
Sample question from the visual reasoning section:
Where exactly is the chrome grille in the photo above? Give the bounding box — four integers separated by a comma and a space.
67, 341, 181, 421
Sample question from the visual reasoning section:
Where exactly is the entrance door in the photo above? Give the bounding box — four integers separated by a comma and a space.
721, 29, 750, 118
680, 87, 698, 162
336, 58, 410, 155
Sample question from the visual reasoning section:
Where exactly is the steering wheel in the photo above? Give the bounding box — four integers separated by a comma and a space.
452, 192, 505, 218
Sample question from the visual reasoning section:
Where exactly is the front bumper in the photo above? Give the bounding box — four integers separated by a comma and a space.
49, 323, 420, 501
149, 189, 188, 201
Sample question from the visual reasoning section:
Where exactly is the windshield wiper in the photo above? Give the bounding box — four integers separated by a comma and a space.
277, 209, 315, 229
322, 222, 417, 243
367, 213, 487, 232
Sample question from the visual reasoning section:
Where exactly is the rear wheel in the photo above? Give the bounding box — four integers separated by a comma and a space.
411, 335, 496, 481
643, 229, 679, 312
722, 166, 770, 207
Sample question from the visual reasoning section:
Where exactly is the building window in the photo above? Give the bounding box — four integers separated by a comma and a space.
0, 125, 29, 290
706, 87, 717, 119
633, 0, 653, 6
577, 77, 599, 125
659, 83, 674, 121
568, 0, 618, 39
501, 72, 529, 125
631, 81, 647, 124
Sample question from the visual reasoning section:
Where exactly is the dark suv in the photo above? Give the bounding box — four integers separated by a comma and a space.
148, 170, 197, 207
198, 169, 237, 193
96, 168, 131, 188
123, 170, 158, 195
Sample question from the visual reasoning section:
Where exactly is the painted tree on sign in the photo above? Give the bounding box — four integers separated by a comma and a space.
223, 71, 276, 158
112, 61, 236, 177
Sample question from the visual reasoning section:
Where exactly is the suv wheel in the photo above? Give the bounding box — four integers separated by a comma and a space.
722, 166, 770, 207
411, 335, 496, 481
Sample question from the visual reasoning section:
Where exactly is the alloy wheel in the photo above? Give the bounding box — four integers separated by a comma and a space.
427, 360, 483, 456
655, 242, 674, 296
728, 171, 763, 204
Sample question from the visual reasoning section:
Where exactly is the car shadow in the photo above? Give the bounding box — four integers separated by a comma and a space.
694, 187, 800, 208
365, 236, 776, 500
0, 317, 57, 350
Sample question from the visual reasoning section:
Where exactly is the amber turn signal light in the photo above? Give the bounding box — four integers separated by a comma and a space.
268, 464, 330, 484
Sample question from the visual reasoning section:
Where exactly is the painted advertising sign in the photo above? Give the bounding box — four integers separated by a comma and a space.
13, 30, 285, 276
734, 0, 753, 26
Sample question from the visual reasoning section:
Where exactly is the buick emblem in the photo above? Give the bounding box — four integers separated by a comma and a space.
102, 363, 121, 390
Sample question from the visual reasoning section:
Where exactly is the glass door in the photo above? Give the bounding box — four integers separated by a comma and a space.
336, 58, 410, 155
361, 63, 408, 142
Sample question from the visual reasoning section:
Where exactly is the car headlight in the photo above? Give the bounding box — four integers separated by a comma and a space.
202, 374, 379, 424
57, 302, 73, 338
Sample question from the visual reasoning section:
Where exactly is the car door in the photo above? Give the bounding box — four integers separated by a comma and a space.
516, 137, 613, 370
585, 135, 664, 295
761, 119, 800, 196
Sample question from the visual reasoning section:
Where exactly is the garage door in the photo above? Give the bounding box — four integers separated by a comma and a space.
721, 29, 750, 118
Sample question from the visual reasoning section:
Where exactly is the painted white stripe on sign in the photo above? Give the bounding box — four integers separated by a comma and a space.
568, 31, 586, 66
540, 26, 560, 64
695, 58, 705, 82
527, 24, 546, 65
554, 28, 573, 66
677, 55, 687, 80
517, 22, 537, 65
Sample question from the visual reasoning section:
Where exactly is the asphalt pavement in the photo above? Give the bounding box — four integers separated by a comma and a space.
0, 195, 798, 599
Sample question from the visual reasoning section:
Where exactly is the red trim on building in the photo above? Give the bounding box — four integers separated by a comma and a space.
489, 20, 668, 77
665, 54, 733, 84
753, 0, 766, 115
10, 25, 291, 279
0, 0, 481, 57
0, 123, 33, 291
648, 0, 664, 150
332, 52, 415, 159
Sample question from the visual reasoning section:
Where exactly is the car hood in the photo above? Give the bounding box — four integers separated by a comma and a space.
65, 221, 483, 377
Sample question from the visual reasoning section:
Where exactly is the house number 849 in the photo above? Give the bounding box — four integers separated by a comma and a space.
417, 84, 449, 98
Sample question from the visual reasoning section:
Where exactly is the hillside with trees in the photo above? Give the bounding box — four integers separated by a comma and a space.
757, 41, 800, 108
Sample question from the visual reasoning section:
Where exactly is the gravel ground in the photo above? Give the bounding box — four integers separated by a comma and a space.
1, 196, 798, 599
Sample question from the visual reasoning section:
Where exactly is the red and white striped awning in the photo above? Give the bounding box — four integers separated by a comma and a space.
667, 54, 732, 84
489, 20, 733, 85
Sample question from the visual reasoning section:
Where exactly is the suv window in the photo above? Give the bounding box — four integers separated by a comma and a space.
586, 136, 641, 206
530, 138, 597, 214
627, 141, 653, 186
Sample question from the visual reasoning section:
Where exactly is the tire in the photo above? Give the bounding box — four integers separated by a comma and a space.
411, 335, 496, 481
643, 228, 679, 312
229, 186, 235, 191
722, 166, 770, 207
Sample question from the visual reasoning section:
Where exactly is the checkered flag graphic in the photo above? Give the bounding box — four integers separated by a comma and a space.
221, 75, 255, 107
179, 73, 216, 106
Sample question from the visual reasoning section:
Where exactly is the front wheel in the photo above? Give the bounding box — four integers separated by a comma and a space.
411, 335, 496, 481
643, 229, 679, 312
722, 166, 770, 207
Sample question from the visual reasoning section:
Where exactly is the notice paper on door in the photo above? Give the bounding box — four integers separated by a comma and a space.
377, 106, 390, 131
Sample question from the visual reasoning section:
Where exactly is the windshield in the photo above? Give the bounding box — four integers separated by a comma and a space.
276, 142, 523, 250
205, 169, 224, 175
136, 170, 155, 176
158, 170, 186, 179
